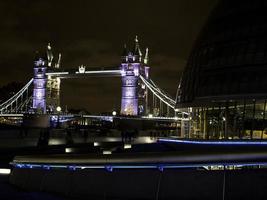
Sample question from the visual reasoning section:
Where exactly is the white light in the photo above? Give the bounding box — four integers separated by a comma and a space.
56, 106, 61, 112
141, 84, 146, 89
65, 148, 73, 153
56, 77, 61, 83
148, 114, 153, 118
46, 72, 69, 76
112, 111, 117, 116
223, 117, 226, 121
175, 109, 179, 112
124, 144, 132, 149
75, 70, 121, 75
0, 168, 11, 175
0, 114, 24, 117
94, 142, 100, 146
103, 150, 112, 155
85, 70, 121, 74
78, 65, 86, 73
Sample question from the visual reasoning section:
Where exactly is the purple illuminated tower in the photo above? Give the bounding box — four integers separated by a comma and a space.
120, 36, 149, 116
32, 53, 47, 114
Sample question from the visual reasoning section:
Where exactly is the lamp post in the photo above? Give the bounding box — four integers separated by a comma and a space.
56, 106, 61, 128
112, 111, 117, 116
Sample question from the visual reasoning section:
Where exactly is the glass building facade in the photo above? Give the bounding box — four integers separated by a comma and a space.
176, 0, 267, 139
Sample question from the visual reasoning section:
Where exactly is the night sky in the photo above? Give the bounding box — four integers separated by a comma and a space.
0, 0, 217, 113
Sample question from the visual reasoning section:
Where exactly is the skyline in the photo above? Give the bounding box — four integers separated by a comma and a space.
0, 0, 217, 113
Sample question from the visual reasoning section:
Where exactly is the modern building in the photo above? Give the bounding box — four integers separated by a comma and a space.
176, 0, 267, 139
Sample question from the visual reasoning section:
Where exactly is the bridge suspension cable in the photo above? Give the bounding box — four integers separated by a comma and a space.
0, 79, 33, 114
139, 75, 176, 109
149, 79, 176, 104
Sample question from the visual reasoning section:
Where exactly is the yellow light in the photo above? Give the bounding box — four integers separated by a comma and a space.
94, 142, 100, 146
103, 150, 112, 155
124, 144, 132, 149
56, 106, 61, 112
0, 168, 11, 175
65, 148, 73, 153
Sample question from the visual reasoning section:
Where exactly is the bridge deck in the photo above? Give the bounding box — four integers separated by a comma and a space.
46, 67, 121, 78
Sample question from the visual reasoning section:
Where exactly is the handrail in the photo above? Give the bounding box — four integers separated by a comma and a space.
11, 150, 267, 168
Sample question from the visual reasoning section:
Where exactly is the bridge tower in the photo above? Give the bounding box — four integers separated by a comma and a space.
46, 43, 61, 113
32, 53, 47, 113
120, 36, 149, 116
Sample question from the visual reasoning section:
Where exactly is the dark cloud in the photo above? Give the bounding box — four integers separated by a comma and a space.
0, 0, 218, 113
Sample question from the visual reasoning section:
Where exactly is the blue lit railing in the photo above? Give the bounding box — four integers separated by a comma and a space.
10, 147, 267, 172
11, 162, 267, 172
158, 138, 267, 145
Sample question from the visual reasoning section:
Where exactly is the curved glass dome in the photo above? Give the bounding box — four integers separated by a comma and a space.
178, 0, 267, 107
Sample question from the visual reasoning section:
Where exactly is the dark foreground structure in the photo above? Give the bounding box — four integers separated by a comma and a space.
8, 0, 267, 199
10, 167, 267, 200
177, 0, 267, 139
9, 143, 267, 200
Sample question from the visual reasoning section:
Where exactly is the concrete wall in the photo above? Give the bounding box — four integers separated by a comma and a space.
9, 167, 267, 200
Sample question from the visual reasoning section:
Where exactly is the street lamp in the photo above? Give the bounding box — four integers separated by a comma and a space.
56, 106, 62, 112
112, 111, 117, 116
56, 106, 61, 128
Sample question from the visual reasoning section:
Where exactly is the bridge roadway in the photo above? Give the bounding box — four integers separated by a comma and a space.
0, 113, 184, 121
0, 113, 182, 131
45, 66, 121, 78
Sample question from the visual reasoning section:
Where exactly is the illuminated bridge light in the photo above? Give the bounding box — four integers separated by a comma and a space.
46, 72, 69, 75
141, 116, 188, 121
75, 70, 121, 74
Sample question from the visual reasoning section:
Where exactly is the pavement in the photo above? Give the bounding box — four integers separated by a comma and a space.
0, 174, 69, 200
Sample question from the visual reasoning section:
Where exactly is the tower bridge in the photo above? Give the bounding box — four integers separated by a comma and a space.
0, 36, 180, 125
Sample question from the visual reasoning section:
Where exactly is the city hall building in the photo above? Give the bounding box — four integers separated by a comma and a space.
176, 0, 267, 139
